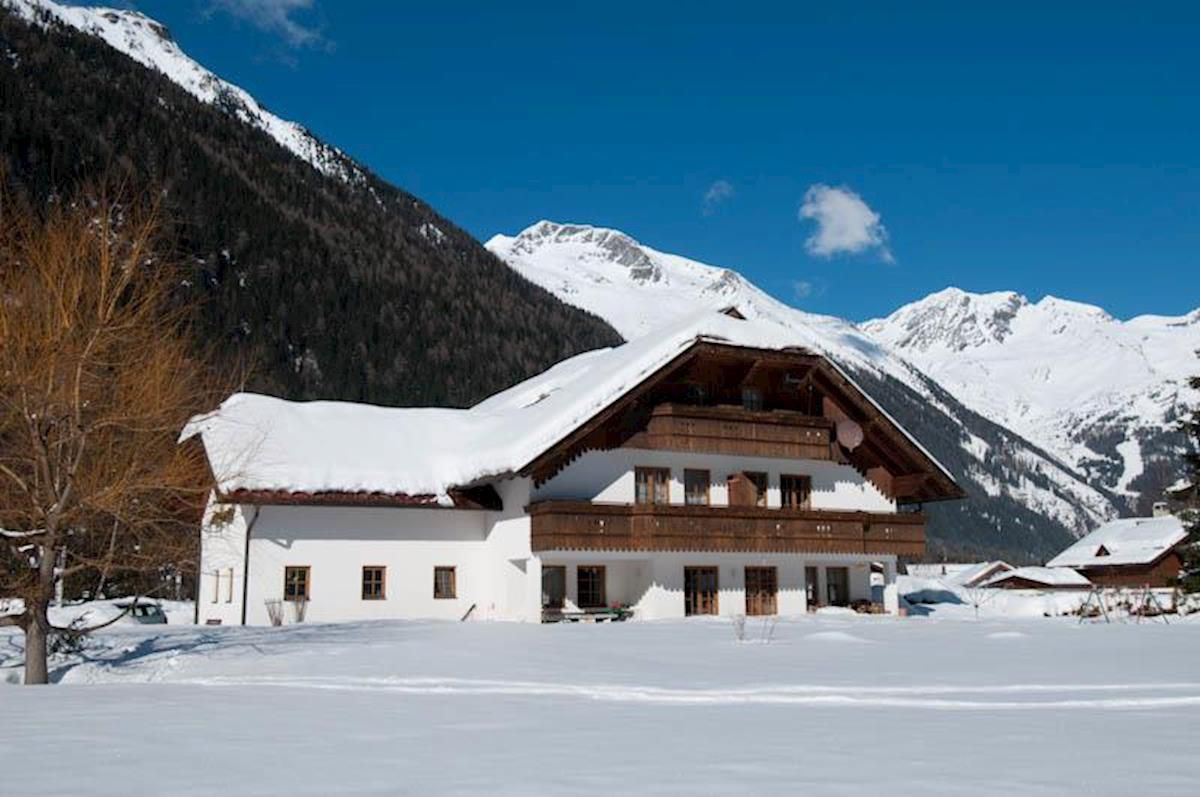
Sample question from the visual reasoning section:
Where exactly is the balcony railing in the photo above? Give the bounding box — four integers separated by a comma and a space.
528, 500, 924, 557
625, 403, 833, 460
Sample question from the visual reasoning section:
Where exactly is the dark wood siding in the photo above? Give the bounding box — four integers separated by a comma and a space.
529, 501, 924, 556
1077, 551, 1184, 589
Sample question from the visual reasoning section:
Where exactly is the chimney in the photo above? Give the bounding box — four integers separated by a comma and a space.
1152, 501, 1171, 518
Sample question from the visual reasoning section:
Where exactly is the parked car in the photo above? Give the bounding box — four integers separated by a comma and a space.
113, 600, 168, 625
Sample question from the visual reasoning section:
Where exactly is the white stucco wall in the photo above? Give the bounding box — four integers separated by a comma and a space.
197, 478, 543, 627
196, 495, 250, 627
483, 477, 537, 622
532, 448, 895, 512
538, 551, 894, 620
196, 464, 902, 625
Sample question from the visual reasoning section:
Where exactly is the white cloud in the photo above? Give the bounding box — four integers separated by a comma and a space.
793, 280, 813, 300
208, 0, 325, 49
702, 180, 734, 216
799, 183, 893, 262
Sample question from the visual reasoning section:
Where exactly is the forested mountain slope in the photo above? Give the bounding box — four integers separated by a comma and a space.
0, 2, 620, 408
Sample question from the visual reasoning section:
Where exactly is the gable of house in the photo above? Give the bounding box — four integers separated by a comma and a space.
184, 309, 963, 509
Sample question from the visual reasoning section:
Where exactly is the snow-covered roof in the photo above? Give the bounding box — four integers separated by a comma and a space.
983, 566, 1092, 589
948, 560, 1014, 587
1046, 515, 1187, 569
183, 309, 956, 504
1167, 477, 1197, 497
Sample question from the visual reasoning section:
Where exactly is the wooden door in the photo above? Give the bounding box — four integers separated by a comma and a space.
805, 566, 820, 610
541, 565, 566, 610
826, 566, 850, 607
684, 566, 719, 616
745, 566, 778, 616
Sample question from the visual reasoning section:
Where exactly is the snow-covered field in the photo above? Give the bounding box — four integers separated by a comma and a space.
3, 609, 1200, 796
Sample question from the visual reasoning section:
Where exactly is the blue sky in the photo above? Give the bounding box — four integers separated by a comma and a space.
113, 1, 1197, 321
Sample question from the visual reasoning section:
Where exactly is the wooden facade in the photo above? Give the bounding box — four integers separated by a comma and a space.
528, 500, 926, 556
990, 576, 1090, 591
522, 342, 963, 506
625, 403, 832, 460
1075, 550, 1184, 589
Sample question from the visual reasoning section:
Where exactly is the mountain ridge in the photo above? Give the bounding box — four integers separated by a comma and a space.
0, 0, 622, 409
864, 284, 1198, 510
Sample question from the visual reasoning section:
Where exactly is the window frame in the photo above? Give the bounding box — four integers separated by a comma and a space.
361, 565, 387, 601
744, 566, 778, 616
433, 566, 457, 600
780, 474, 812, 510
683, 469, 711, 506
283, 565, 311, 602
741, 386, 763, 411
745, 471, 769, 507
635, 466, 671, 505
576, 565, 607, 609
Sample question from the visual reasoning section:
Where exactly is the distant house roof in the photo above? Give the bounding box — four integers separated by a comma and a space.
905, 563, 977, 579
949, 560, 1014, 588
183, 309, 961, 505
983, 566, 1092, 589
1046, 516, 1187, 569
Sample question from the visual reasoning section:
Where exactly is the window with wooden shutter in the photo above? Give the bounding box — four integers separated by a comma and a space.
781, 474, 812, 510
746, 471, 768, 507
635, 466, 670, 505
684, 469, 710, 506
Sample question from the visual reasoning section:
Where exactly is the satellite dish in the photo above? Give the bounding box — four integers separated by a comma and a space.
837, 419, 863, 451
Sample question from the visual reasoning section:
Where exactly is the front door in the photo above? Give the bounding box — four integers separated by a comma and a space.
542, 565, 566, 610
805, 566, 820, 610
684, 566, 719, 616
745, 566, 778, 616
826, 566, 850, 607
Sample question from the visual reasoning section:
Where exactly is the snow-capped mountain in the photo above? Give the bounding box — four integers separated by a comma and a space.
6, 0, 362, 184
489, 221, 903, 376
489, 221, 1128, 558
863, 289, 1199, 503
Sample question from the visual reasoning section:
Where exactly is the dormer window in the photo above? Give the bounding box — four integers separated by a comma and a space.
1095, 545, 1111, 557
741, 387, 763, 411
684, 383, 708, 405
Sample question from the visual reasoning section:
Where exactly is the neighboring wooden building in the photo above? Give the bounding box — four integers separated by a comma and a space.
983, 566, 1091, 591
906, 561, 1013, 587
1046, 515, 1187, 589
186, 309, 964, 625
953, 560, 1015, 588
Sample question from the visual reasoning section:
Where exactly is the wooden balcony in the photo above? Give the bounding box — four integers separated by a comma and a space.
625, 403, 834, 460
528, 500, 924, 557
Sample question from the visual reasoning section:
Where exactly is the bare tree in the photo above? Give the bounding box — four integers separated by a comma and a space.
0, 185, 226, 684
960, 584, 997, 619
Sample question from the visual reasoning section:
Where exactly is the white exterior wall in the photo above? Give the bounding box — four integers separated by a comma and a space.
196, 495, 250, 626
483, 477, 537, 622
532, 448, 895, 512
539, 551, 891, 620
196, 453, 904, 625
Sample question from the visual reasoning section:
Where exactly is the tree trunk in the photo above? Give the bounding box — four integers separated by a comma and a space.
24, 542, 58, 685
24, 601, 50, 685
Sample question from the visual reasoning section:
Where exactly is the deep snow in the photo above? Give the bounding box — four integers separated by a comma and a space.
4, 612, 1200, 796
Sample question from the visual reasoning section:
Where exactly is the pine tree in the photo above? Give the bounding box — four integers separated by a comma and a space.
1178, 353, 1200, 592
